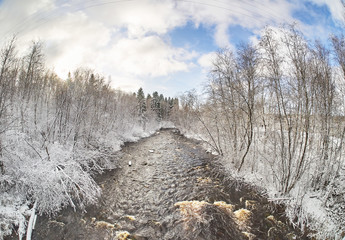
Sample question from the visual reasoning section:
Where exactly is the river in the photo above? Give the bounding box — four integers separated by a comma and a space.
19, 129, 308, 240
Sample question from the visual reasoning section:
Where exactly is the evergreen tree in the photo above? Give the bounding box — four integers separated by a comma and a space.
136, 87, 146, 115
152, 91, 159, 117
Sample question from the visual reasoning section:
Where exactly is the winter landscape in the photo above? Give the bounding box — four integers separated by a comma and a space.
0, 0, 345, 239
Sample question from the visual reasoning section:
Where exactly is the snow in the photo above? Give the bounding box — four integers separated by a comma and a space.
26, 202, 36, 240
0, 123, 163, 239
0, 193, 28, 240
0, 102, 164, 239
178, 125, 345, 239
0, 39, 177, 239
219, 152, 344, 239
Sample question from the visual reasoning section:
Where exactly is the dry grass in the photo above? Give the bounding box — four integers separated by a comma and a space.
175, 200, 247, 239
214, 201, 235, 214
94, 220, 115, 229
115, 230, 130, 240
175, 200, 209, 223
197, 177, 213, 183
234, 208, 252, 230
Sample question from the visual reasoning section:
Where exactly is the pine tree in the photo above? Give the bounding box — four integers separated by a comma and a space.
136, 87, 146, 115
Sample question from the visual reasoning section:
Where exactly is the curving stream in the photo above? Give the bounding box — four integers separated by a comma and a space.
23, 129, 307, 240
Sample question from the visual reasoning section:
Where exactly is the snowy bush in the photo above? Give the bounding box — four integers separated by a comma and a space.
0, 193, 28, 239
1, 131, 101, 215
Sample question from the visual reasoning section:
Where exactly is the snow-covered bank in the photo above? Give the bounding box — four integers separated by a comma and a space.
172, 26, 345, 240
0, 120, 174, 239
178, 125, 345, 239
0, 39, 179, 239
219, 160, 345, 240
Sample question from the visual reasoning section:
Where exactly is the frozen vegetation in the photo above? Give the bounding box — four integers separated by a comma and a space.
0, 38, 177, 239
1, 24, 345, 240
173, 25, 345, 239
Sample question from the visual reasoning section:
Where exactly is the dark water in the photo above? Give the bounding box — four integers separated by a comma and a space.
10, 129, 308, 240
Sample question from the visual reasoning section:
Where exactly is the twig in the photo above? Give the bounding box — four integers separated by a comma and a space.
268, 197, 292, 201
24, 139, 42, 160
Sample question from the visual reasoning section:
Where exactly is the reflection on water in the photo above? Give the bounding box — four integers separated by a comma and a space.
10, 129, 307, 240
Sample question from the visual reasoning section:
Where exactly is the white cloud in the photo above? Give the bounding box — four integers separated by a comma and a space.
0, 0, 197, 93
83, 0, 188, 38
198, 52, 217, 70
309, 0, 345, 23
0, 0, 56, 40
109, 74, 145, 93
176, 0, 297, 47
214, 23, 231, 48
0, 0, 342, 95
106, 35, 196, 77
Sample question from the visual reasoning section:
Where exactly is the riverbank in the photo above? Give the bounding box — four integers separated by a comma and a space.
6, 129, 308, 240
180, 129, 345, 239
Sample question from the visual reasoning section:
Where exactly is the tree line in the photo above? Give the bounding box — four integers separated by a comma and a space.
135, 87, 179, 122
0, 38, 171, 238
175, 25, 345, 198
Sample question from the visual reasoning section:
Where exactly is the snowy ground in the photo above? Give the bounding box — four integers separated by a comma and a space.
178, 127, 345, 239
0, 121, 173, 240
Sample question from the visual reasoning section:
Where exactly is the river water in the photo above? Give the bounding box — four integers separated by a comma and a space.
25, 129, 307, 239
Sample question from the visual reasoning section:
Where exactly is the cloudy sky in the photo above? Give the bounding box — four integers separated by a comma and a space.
0, 0, 344, 97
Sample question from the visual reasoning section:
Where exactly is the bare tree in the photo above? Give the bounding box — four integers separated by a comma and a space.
208, 45, 260, 171
309, 41, 337, 190
209, 49, 240, 161
0, 37, 17, 174
235, 43, 260, 171
0, 36, 17, 122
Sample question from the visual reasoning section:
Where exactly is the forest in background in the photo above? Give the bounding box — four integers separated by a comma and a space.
0, 38, 177, 239
173, 25, 345, 239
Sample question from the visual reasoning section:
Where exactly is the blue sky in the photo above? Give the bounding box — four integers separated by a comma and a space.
0, 0, 344, 97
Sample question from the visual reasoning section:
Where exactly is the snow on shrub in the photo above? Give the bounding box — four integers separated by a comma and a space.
0, 193, 28, 239
2, 131, 102, 215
